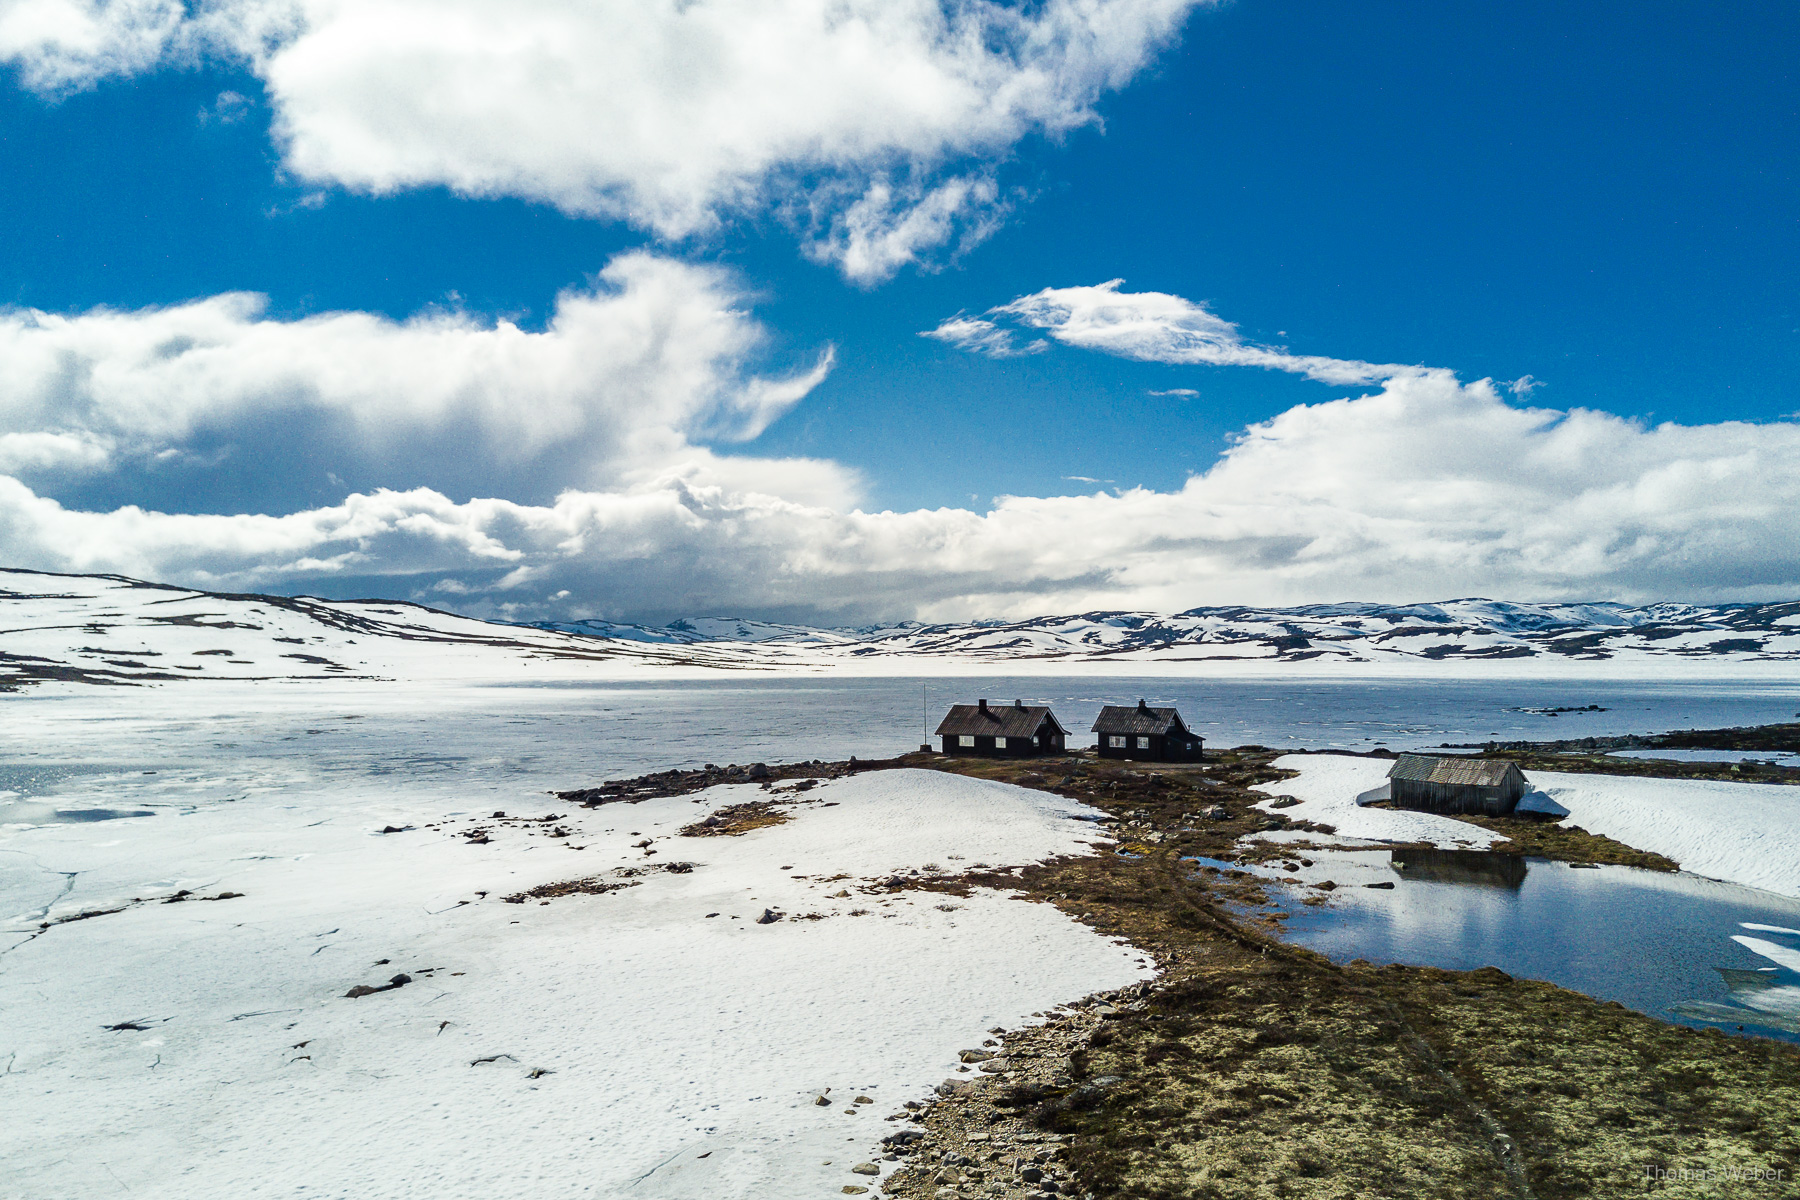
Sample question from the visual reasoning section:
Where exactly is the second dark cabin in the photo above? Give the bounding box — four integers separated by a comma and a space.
1091, 700, 1204, 762
935, 699, 1069, 757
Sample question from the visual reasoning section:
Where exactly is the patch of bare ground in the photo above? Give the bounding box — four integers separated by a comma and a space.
1446, 813, 1681, 872
678, 800, 794, 837
867, 750, 1800, 1200
549, 739, 1799, 1197
1446, 722, 1800, 787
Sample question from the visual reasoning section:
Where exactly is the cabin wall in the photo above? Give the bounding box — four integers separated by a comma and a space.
939, 733, 1060, 758
1094, 733, 1205, 762
1391, 777, 1523, 816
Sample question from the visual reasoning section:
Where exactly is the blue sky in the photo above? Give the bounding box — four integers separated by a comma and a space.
0, 1, 1797, 621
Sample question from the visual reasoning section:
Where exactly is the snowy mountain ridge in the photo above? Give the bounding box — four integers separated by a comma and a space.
5, 568, 1799, 691
530, 597, 1800, 664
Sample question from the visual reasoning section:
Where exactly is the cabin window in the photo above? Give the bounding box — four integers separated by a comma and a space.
958, 735, 974, 747
1137, 736, 1151, 749
1109, 735, 1126, 748
994, 736, 1007, 748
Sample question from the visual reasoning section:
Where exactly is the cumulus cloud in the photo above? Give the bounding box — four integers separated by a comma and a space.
0, 0, 1204, 280
5, 372, 1797, 620
0, 252, 842, 503
932, 278, 1424, 384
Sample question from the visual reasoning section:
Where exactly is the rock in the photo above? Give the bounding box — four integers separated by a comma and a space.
1314, 880, 1337, 891
841, 1188, 867, 1195
854, 1095, 872, 1104
977, 1058, 1010, 1073
748, 763, 771, 779
850, 1162, 880, 1175
958, 1049, 994, 1063
1364, 881, 1396, 889
1021, 1167, 1045, 1183
757, 908, 782, 924
814, 1092, 832, 1106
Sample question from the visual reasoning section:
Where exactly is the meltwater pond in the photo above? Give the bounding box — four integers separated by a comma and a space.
1246, 848, 1800, 1044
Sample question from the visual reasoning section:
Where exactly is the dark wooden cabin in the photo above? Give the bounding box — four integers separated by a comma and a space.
1091, 700, 1204, 762
935, 699, 1069, 757
1387, 753, 1526, 816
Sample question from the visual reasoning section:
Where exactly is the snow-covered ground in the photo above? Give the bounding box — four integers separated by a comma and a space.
1256, 755, 1800, 899
2, 750, 1148, 1199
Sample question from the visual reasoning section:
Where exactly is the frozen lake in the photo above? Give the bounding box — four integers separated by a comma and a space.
6, 675, 1800, 824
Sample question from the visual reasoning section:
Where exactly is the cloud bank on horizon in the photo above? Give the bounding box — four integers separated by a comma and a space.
0, 0, 1202, 283
2, 261, 1796, 622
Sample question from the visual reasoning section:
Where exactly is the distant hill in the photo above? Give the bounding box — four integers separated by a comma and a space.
5, 567, 1797, 691
532, 597, 1800, 665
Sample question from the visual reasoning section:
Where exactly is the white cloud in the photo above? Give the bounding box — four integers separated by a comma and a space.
0, 430, 114, 473
0, 0, 1205, 280
920, 315, 1047, 359
935, 278, 1423, 384
1147, 388, 1197, 397
0, 252, 842, 502
5, 372, 1797, 620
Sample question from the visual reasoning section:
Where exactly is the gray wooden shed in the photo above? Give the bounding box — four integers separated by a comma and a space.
1387, 753, 1527, 816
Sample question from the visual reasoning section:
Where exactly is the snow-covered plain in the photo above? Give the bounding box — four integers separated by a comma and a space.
2, 744, 1148, 1199
1257, 755, 1800, 899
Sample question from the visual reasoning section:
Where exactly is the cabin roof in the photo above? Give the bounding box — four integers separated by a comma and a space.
1388, 753, 1520, 788
935, 703, 1070, 738
1090, 703, 1190, 736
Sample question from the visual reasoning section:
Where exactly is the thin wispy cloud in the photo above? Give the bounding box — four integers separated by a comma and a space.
1147, 388, 1198, 397
930, 279, 1424, 385
920, 316, 1048, 358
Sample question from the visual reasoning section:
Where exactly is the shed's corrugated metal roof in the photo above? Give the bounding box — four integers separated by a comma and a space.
1089, 704, 1191, 736
1388, 753, 1520, 787
935, 704, 1069, 738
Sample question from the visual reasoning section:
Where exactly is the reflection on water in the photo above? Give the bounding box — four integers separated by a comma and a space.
1390, 848, 1529, 889
1259, 849, 1800, 1044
